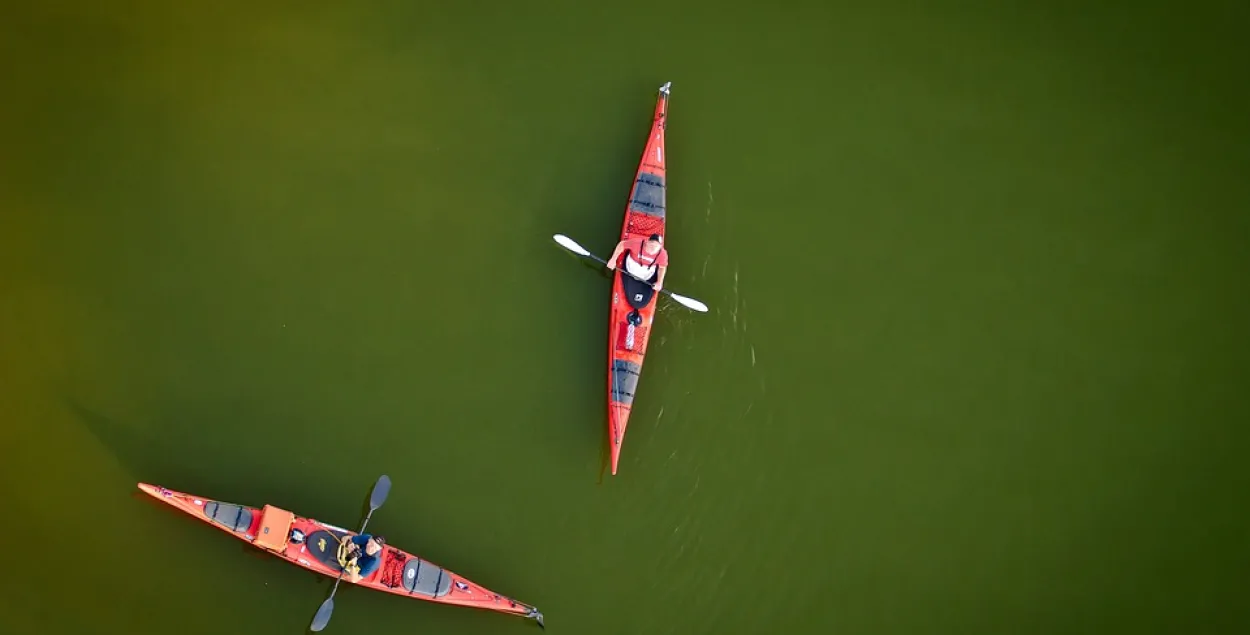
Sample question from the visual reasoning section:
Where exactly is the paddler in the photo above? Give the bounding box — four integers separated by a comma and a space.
606, 233, 669, 325
341, 533, 387, 583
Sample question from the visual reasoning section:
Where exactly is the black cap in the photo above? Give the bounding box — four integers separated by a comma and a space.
648, 233, 662, 243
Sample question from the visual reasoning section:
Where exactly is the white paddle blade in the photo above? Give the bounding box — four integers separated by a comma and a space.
670, 293, 709, 313
553, 234, 591, 257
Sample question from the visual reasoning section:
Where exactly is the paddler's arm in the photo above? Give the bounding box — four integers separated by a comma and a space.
344, 535, 364, 555
606, 241, 627, 270
654, 265, 667, 291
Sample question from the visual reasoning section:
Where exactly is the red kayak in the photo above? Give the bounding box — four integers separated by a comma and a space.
607, 81, 670, 475
137, 483, 544, 627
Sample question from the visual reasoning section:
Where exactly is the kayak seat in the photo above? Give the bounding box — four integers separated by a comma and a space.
610, 359, 641, 406
628, 172, 665, 218
203, 501, 253, 533
304, 530, 348, 571
402, 559, 453, 597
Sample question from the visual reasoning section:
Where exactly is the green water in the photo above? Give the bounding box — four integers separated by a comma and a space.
3, 1, 1248, 634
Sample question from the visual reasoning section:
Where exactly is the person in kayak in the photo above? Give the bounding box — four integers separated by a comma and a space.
341, 533, 387, 583
606, 233, 668, 325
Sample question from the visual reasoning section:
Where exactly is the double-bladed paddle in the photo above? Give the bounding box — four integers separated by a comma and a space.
309, 475, 392, 632
552, 234, 709, 313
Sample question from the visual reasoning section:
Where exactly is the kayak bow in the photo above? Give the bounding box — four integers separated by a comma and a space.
607, 81, 671, 475
137, 483, 544, 627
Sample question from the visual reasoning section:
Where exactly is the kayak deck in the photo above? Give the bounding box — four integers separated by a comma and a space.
138, 483, 543, 624
607, 81, 670, 475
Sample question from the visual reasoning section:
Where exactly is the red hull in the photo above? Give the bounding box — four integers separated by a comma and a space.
607, 82, 670, 475
138, 483, 542, 624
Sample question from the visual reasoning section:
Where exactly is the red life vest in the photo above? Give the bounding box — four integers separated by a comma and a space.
629, 241, 663, 267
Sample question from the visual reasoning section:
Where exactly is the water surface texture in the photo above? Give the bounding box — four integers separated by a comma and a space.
3, 2, 1248, 634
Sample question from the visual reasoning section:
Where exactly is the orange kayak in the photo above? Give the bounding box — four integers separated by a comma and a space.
607, 81, 670, 475
137, 483, 544, 626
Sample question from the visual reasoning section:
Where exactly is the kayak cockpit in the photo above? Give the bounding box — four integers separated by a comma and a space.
306, 529, 350, 571
304, 528, 452, 598
621, 272, 657, 310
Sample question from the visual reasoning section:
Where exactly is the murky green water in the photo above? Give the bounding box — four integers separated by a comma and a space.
3, 2, 1248, 634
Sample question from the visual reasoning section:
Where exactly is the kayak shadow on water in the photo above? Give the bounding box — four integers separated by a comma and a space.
597, 437, 610, 485
553, 245, 623, 482
556, 245, 616, 281
63, 396, 367, 580
65, 397, 223, 490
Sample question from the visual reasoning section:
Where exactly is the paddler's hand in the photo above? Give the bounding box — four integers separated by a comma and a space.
653, 281, 663, 292
606, 260, 616, 271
